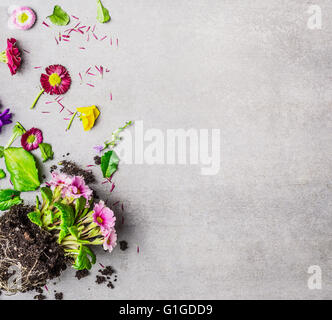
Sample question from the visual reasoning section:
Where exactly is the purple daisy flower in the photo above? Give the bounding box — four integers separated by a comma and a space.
21, 127, 43, 151
0, 108, 13, 132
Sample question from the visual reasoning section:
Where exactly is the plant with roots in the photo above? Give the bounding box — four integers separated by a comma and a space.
28, 172, 117, 270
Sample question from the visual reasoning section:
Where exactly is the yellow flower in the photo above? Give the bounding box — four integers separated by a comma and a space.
76, 106, 100, 131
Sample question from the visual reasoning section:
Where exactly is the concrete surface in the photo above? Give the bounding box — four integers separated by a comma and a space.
1, 0, 332, 299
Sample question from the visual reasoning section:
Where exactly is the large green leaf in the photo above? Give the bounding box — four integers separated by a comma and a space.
4, 148, 40, 192
47, 5, 70, 26
54, 202, 75, 230
100, 150, 119, 178
0, 189, 22, 212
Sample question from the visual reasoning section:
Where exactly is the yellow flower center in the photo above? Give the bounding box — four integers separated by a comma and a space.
18, 12, 29, 24
26, 135, 36, 144
97, 217, 103, 224
49, 73, 62, 87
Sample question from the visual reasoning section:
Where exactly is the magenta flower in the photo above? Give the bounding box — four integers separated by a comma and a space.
0, 108, 12, 132
40, 65, 71, 95
21, 127, 43, 151
66, 176, 93, 201
49, 172, 71, 191
0, 38, 21, 75
92, 200, 116, 233
103, 228, 117, 252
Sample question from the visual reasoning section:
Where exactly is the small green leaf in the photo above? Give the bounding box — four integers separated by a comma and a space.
54, 202, 75, 229
100, 150, 119, 178
96, 0, 110, 23
73, 245, 96, 270
58, 229, 68, 244
39, 143, 54, 162
41, 187, 53, 207
0, 189, 22, 211
42, 209, 54, 226
28, 211, 42, 227
68, 226, 80, 240
47, 5, 70, 26
0, 169, 6, 179
75, 197, 86, 218
0, 147, 4, 158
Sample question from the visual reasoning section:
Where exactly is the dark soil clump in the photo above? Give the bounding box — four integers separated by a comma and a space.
99, 266, 115, 276
0, 205, 67, 293
75, 269, 90, 280
119, 241, 128, 251
59, 160, 95, 184
96, 275, 106, 284
94, 156, 101, 165
50, 165, 57, 173
55, 292, 63, 300
34, 294, 46, 300
107, 281, 114, 289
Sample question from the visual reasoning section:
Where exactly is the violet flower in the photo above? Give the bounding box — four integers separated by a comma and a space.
0, 108, 13, 132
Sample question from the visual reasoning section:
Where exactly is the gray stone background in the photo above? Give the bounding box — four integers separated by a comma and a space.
0, 0, 331, 299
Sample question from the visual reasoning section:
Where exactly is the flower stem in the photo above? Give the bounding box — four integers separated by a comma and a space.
30, 89, 45, 109
66, 111, 77, 131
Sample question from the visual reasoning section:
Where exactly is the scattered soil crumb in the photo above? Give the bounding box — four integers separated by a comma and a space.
34, 294, 46, 300
119, 241, 128, 251
75, 269, 90, 280
35, 287, 43, 294
59, 160, 95, 184
99, 266, 115, 276
96, 275, 106, 284
50, 165, 57, 173
94, 156, 101, 165
107, 281, 114, 289
55, 292, 63, 300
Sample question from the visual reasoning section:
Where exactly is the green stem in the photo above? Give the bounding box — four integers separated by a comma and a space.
30, 89, 45, 109
66, 112, 77, 131
0, 51, 7, 64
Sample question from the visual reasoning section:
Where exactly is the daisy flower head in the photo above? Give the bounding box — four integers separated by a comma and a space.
92, 200, 116, 233
40, 65, 71, 95
8, 6, 36, 30
103, 228, 117, 252
0, 38, 21, 75
21, 127, 43, 151
49, 172, 71, 190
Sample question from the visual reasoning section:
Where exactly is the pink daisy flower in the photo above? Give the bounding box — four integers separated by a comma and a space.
31, 65, 71, 109
8, 6, 36, 30
103, 228, 117, 252
40, 65, 71, 95
21, 128, 43, 151
92, 200, 116, 233
65, 176, 93, 201
0, 38, 21, 75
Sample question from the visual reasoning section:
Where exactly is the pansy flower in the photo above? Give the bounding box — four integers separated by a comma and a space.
31, 64, 71, 109
77, 106, 100, 131
0, 108, 12, 132
0, 38, 21, 75
21, 128, 43, 151
8, 6, 36, 30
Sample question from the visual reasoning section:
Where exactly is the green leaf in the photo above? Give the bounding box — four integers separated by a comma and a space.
5, 122, 26, 149
96, 0, 110, 23
0, 189, 20, 201
0, 169, 6, 179
4, 148, 40, 192
0, 146, 4, 158
58, 229, 68, 244
73, 245, 96, 270
27, 211, 42, 227
68, 226, 80, 240
47, 5, 70, 26
0, 197, 22, 211
41, 187, 53, 207
54, 202, 75, 230
100, 150, 119, 178
39, 143, 54, 162
75, 197, 86, 218
42, 209, 54, 226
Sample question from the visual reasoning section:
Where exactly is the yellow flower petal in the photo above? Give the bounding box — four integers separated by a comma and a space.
76, 106, 100, 131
